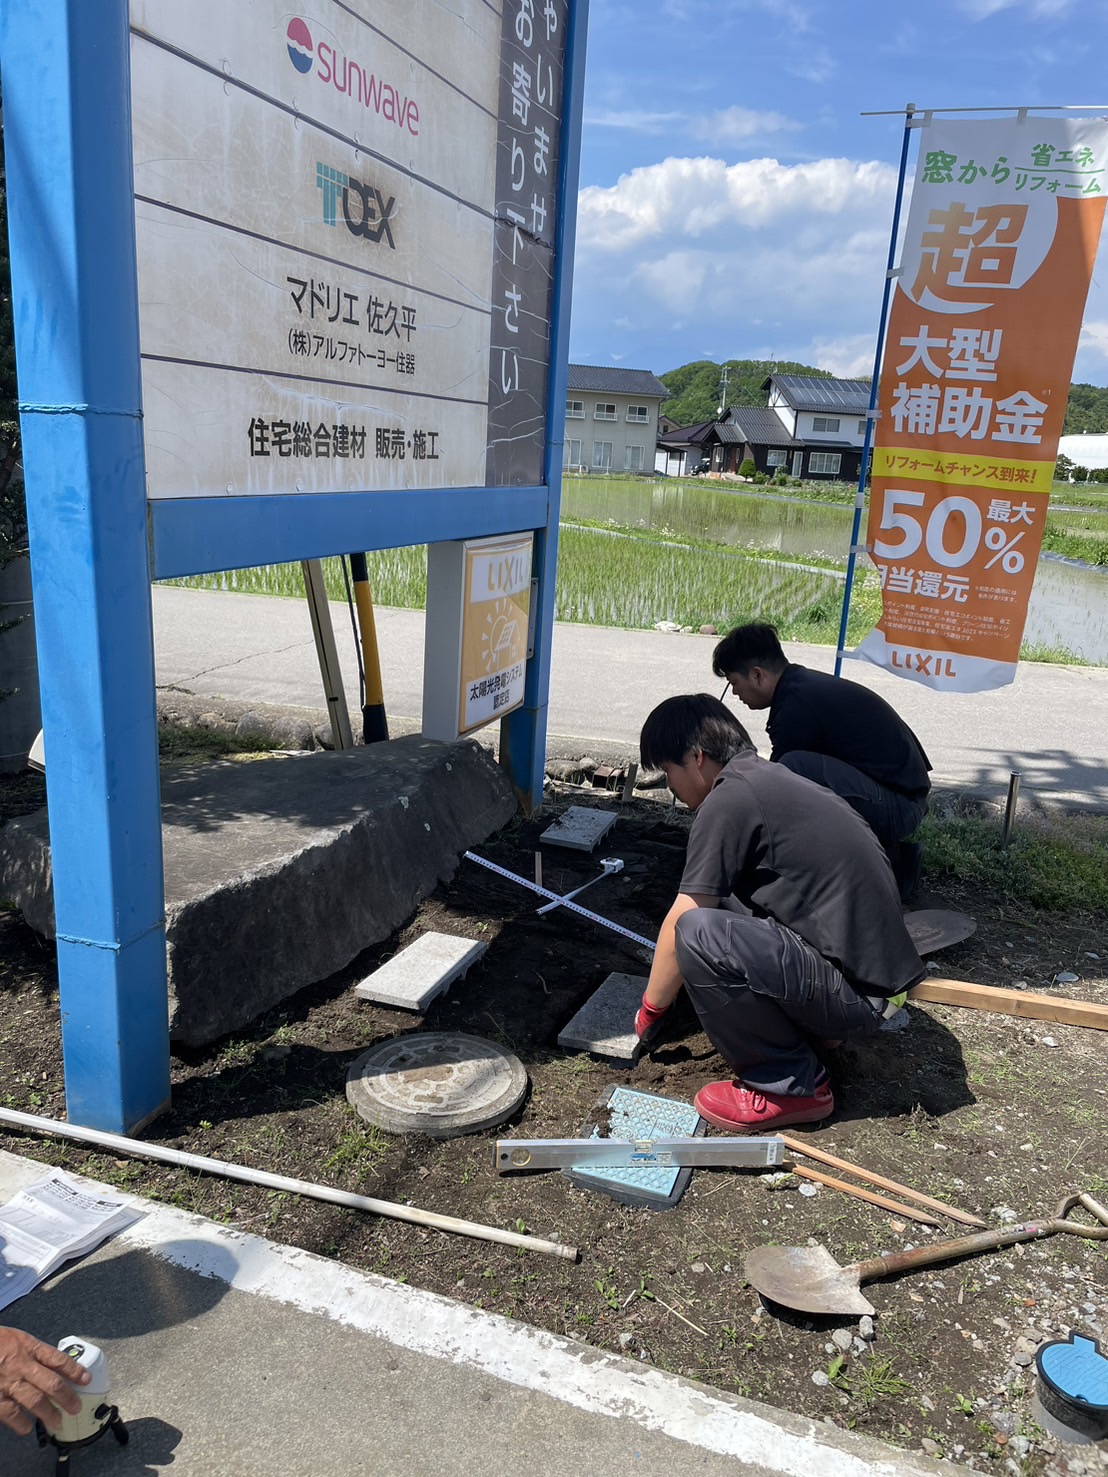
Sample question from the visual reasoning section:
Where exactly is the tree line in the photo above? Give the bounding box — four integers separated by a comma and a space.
660, 358, 1108, 438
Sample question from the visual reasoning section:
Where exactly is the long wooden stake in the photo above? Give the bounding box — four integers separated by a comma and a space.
791, 1164, 941, 1227
779, 1134, 987, 1228
910, 978, 1108, 1031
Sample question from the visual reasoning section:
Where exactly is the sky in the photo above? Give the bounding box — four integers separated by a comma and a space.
566, 0, 1108, 384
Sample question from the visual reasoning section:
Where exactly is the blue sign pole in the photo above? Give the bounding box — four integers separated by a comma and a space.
833, 104, 916, 677
500, 0, 590, 810
1, 0, 171, 1130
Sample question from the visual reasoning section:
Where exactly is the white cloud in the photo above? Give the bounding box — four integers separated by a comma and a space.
577, 155, 896, 251
586, 109, 688, 134
805, 333, 879, 378
957, 0, 1073, 15
689, 106, 802, 143
569, 154, 899, 373
586, 105, 802, 143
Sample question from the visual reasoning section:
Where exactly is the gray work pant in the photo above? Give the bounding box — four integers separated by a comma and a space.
777, 750, 927, 858
674, 909, 885, 1097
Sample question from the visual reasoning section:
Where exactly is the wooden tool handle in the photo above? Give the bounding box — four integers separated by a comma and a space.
852, 1220, 1053, 1283
793, 1165, 940, 1227
778, 1133, 987, 1228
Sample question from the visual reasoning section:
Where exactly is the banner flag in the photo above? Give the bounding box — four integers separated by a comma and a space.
853, 115, 1108, 691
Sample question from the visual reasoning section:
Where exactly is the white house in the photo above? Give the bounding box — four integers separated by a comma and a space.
564, 365, 670, 474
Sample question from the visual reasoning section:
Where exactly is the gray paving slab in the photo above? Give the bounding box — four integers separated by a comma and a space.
353, 932, 488, 1011
540, 805, 619, 851
0, 1150, 962, 1477
558, 971, 647, 1060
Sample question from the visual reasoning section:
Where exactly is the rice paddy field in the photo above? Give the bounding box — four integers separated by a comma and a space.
168, 474, 1108, 662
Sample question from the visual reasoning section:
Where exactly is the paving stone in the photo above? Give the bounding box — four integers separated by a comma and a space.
557, 971, 646, 1061
540, 806, 618, 853
354, 933, 487, 1012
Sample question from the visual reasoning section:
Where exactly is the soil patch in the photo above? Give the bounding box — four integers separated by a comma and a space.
1, 770, 1105, 1474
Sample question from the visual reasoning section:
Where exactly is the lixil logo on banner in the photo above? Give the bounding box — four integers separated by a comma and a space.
316, 163, 396, 248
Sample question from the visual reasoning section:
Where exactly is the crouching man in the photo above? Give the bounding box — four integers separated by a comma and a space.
634, 694, 925, 1132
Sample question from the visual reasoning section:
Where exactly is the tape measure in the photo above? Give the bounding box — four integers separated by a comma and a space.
463, 851, 656, 952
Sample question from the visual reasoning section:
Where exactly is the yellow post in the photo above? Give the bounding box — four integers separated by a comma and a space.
349, 553, 388, 743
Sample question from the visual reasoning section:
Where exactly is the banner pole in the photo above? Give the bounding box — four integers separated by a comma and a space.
833, 103, 917, 677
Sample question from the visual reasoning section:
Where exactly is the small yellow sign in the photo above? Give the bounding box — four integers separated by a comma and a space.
458, 533, 532, 734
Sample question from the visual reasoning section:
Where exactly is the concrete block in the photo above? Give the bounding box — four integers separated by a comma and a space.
354, 932, 488, 1012
558, 971, 647, 1061
541, 806, 618, 853
0, 735, 515, 1046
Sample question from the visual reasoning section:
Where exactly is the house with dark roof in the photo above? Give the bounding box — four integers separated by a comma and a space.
700, 406, 804, 478
565, 365, 670, 474
761, 373, 871, 482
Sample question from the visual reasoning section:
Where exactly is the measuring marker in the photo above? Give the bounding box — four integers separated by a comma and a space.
495, 1136, 787, 1172
464, 851, 656, 951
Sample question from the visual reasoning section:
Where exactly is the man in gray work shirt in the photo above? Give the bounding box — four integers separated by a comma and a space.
633, 694, 925, 1132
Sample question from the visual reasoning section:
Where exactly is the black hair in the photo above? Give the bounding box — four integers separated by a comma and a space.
639, 694, 754, 770
711, 622, 787, 679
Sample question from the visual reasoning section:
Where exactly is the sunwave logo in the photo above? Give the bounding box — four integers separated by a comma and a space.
286, 18, 314, 74
282, 18, 420, 137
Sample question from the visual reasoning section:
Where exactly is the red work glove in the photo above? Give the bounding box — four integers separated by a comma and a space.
634, 994, 670, 1046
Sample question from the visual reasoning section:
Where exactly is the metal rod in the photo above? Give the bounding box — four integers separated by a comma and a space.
301, 559, 354, 750
464, 851, 656, 950
496, 1136, 786, 1171
833, 104, 916, 676
862, 104, 1108, 116
1001, 770, 1022, 848
0, 1107, 578, 1262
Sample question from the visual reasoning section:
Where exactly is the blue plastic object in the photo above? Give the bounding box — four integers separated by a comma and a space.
1036, 1334, 1108, 1441
565, 1086, 705, 1211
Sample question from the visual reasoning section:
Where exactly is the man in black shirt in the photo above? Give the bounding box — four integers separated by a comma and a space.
634, 694, 925, 1132
712, 623, 931, 898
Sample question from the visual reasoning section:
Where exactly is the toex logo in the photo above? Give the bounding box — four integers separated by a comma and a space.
286, 18, 314, 74
316, 163, 396, 248
286, 17, 420, 136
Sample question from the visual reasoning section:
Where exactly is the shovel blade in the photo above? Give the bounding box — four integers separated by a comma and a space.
744, 1244, 877, 1317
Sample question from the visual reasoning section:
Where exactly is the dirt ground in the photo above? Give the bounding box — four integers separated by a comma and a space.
1, 767, 1106, 1474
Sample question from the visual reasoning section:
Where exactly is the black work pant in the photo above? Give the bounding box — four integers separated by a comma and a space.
776, 750, 927, 859
674, 909, 885, 1097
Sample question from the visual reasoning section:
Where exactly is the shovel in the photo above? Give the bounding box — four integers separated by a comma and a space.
745, 1191, 1108, 1317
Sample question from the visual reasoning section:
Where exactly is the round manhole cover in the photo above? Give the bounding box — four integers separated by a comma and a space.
345, 1032, 528, 1138
904, 908, 977, 956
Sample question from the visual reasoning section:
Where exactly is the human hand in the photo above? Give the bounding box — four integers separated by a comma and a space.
634, 994, 670, 1047
0, 1327, 90, 1437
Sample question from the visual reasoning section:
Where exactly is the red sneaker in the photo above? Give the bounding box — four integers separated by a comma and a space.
693, 1079, 834, 1132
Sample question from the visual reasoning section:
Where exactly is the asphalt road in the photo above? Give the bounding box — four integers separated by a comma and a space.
151, 584, 1108, 810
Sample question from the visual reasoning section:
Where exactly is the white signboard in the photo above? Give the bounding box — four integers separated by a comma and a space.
129, 0, 569, 498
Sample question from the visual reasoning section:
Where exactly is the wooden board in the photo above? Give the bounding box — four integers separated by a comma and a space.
910, 978, 1108, 1031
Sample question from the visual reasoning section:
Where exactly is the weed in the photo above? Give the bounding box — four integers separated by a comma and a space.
594, 1271, 620, 1310
860, 1359, 912, 1405
324, 1123, 389, 1176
